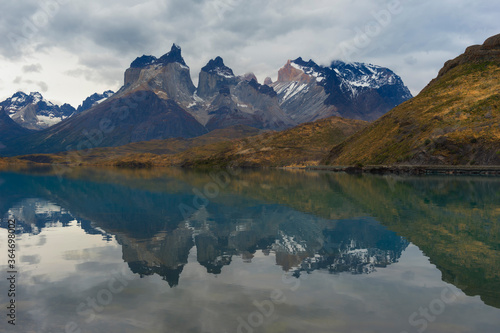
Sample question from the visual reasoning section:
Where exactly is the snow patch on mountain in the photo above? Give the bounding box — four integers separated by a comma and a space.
290, 62, 325, 82
0, 92, 76, 130
275, 81, 310, 103
76, 90, 114, 113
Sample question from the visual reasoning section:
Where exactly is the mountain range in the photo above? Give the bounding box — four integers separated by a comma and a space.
0, 44, 411, 157
0, 90, 115, 130
92, 33, 496, 169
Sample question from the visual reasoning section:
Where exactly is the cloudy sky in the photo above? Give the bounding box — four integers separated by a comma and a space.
0, 0, 498, 107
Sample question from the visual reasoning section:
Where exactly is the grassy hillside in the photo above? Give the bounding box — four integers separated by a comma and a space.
324, 34, 500, 166
146, 116, 368, 168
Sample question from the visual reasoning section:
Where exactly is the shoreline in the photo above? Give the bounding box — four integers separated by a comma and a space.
306, 165, 500, 175
2, 158, 500, 176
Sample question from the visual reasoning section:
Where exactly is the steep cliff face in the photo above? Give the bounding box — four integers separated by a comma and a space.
272, 60, 338, 123
197, 56, 237, 99
195, 57, 295, 131
277, 60, 316, 83
123, 44, 196, 103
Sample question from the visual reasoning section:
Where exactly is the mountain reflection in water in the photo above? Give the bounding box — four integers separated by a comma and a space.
0, 167, 499, 332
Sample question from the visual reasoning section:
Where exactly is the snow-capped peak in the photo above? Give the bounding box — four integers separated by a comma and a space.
290, 61, 325, 83
202, 56, 235, 78
30, 92, 43, 103
0, 91, 77, 130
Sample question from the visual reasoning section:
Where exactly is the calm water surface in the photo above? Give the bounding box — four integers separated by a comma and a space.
0, 167, 499, 333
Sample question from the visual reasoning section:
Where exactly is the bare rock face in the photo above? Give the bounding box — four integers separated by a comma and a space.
277, 60, 315, 83
264, 77, 273, 86
197, 56, 237, 99
206, 79, 294, 131
123, 44, 196, 103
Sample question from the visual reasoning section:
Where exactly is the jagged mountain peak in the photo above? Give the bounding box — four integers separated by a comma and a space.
77, 90, 115, 113
0, 91, 76, 130
272, 56, 412, 123
130, 55, 157, 68
203, 56, 225, 69
330, 61, 411, 97
158, 43, 188, 67
129, 44, 188, 69
124, 43, 195, 102
277, 60, 319, 83
247, 79, 277, 98
197, 57, 237, 99
201, 56, 234, 78
292, 57, 322, 69
7, 91, 47, 106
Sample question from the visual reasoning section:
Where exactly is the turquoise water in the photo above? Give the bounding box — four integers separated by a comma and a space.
1, 167, 499, 332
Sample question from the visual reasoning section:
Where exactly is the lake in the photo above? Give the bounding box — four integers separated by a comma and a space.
1, 167, 499, 333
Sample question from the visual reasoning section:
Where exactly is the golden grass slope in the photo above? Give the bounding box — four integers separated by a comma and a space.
149, 116, 368, 168
324, 34, 500, 166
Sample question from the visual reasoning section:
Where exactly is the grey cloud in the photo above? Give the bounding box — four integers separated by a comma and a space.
64, 67, 122, 87
21, 254, 41, 265
0, 0, 498, 101
22, 63, 43, 73
37, 81, 48, 92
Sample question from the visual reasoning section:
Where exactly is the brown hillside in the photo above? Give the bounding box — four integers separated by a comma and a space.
323, 33, 500, 166
146, 116, 368, 168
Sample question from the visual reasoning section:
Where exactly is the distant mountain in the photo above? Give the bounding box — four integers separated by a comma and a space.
0, 44, 411, 157
323, 33, 500, 166
77, 90, 114, 113
271, 58, 412, 123
0, 90, 116, 131
0, 92, 75, 130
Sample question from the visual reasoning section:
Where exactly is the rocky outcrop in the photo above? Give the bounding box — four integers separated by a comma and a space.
197, 56, 237, 99
427, 33, 500, 87
277, 59, 315, 83
123, 44, 196, 103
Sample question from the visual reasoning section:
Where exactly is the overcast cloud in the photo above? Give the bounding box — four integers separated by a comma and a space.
0, 0, 498, 106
